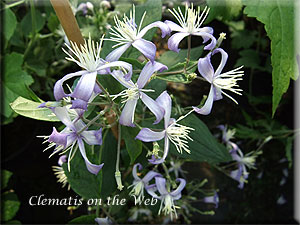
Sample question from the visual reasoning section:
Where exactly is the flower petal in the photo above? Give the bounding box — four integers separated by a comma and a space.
132, 163, 143, 181
164, 20, 185, 32
170, 178, 186, 198
119, 99, 138, 127
81, 128, 102, 145
105, 42, 131, 62
196, 27, 214, 42
52, 107, 74, 129
167, 32, 189, 53
132, 39, 156, 63
155, 91, 172, 128
154, 177, 168, 195
212, 48, 228, 77
78, 139, 104, 175
110, 70, 134, 89
71, 99, 88, 111
193, 85, 215, 115
138, 21, 171, 39
98, 60, 133, 81
140, 93, 164, 124
137, 61, 168, 88
54, 70, 87, 101
198, 53, 214, 83
70, 71, 97, 102
135, 128, 165, 142
49, 127, 68, 148
192, 32, 217, 50
142, 171, 162, 184
58, 155, 67, 166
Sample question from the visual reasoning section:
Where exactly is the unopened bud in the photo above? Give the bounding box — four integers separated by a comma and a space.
152, 142, 160, 156
115, 171, 124, 191
186, 72, 197, 82
86, 2, 94, 11
100, 0, 111, 9
216, 32, 226, 48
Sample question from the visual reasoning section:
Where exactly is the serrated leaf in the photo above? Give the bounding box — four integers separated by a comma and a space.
242, 0, 296, 116
20, 10, 45, 36
3, 8, 17, 41
10, 97, 60, 122
1, 170, 13, 190
170, 114, 232, 163
122, 126, 142, 164
68, 215, 96, 224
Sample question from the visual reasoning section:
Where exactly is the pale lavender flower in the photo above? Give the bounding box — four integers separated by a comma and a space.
76, 2, 93, 15
54, 35, 132, 110
106, 5, 170, 62
193, 48, 244, 115
39, 107, 103, 175
203, 191, 219, 208
165, 3, 216, 53
136, 91, 194, 164
147, 177, 186, 220
95, 217, 112, 225
128, 163, 162, 203
111, 61, 167, 127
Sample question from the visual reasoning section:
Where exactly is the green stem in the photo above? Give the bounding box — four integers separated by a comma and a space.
3, 0, 25, 9
115, 123, 124, 190
184, 35, 192, 72
78, 110, 107, 134
96, 80, 114, 105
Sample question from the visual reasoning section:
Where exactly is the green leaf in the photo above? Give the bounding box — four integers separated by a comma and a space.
68, 215, 96, 224
122, 126, 142, 164
155, 61, 198, 84
47, 13, 60, 33
205, 0, 243, 23
2, 53, 34, 118
158, 46, 203, 68
20, 10, 45, 36
1, 192, 20, 222
285, 136, 293, 168
242, 0, 297, 116
170, 114, 232, 163
1, 170, 13, 190
10, 97, 60, 122
235, 49, 260, 69
3, 8, 17, 41
119, 57, 145, 70
63, 131, 117, 200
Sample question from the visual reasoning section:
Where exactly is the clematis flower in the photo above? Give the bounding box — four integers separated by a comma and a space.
95, 217, 112, 225
52, 155, 70, 190
229, 143, 260, 189
165, 3, 216, 53
193, 48, 244, 115
147, 177, 186, 220
128, 163, 162, 203
136, 91, 194, 164
203, 191, 219, 208
54, 35, 132, 110
39, 107, 103, 175
106, 5, 171, 62
111, 61, 167, 127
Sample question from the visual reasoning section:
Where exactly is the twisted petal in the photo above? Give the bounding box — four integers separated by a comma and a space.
110, 70, 134, 89
196, 27, 214, 42
137, 61, 168, 88
164, 20, 185, 32
52, 107, 75, 129
156, 91, 172, 128
167, 32, 189, 53
132, 163, 143, 181
193, 85, 215, 115
193, 32, 216, 50
140, 93, 164, 124
132, 39, 156, 63
49, 127, 68, 148
149, 136, 169, 165
198, 53, 214, 83
170, 178, 186, 200
78, 138, 104, 175
137, 21, 171, 39
142, 171, 162, 184
105, 42, 131, 62
212, 48, 228, 77
135, 128, 165, 142
98, 60, 133, 80
214, 87, 223, 101
146, 185, 161, 200
155, 177, 168, 195
81, 128, 102, 145
71, 99, 88, 111
70, 71, 97, 102
54, 70, 87, 101
119, 99, 138, 127
58, 155, 67, 166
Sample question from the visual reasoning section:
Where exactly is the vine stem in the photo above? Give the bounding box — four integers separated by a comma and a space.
184, 35, 192, 73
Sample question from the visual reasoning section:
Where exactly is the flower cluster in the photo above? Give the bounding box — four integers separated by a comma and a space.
38, 2, 245, 220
